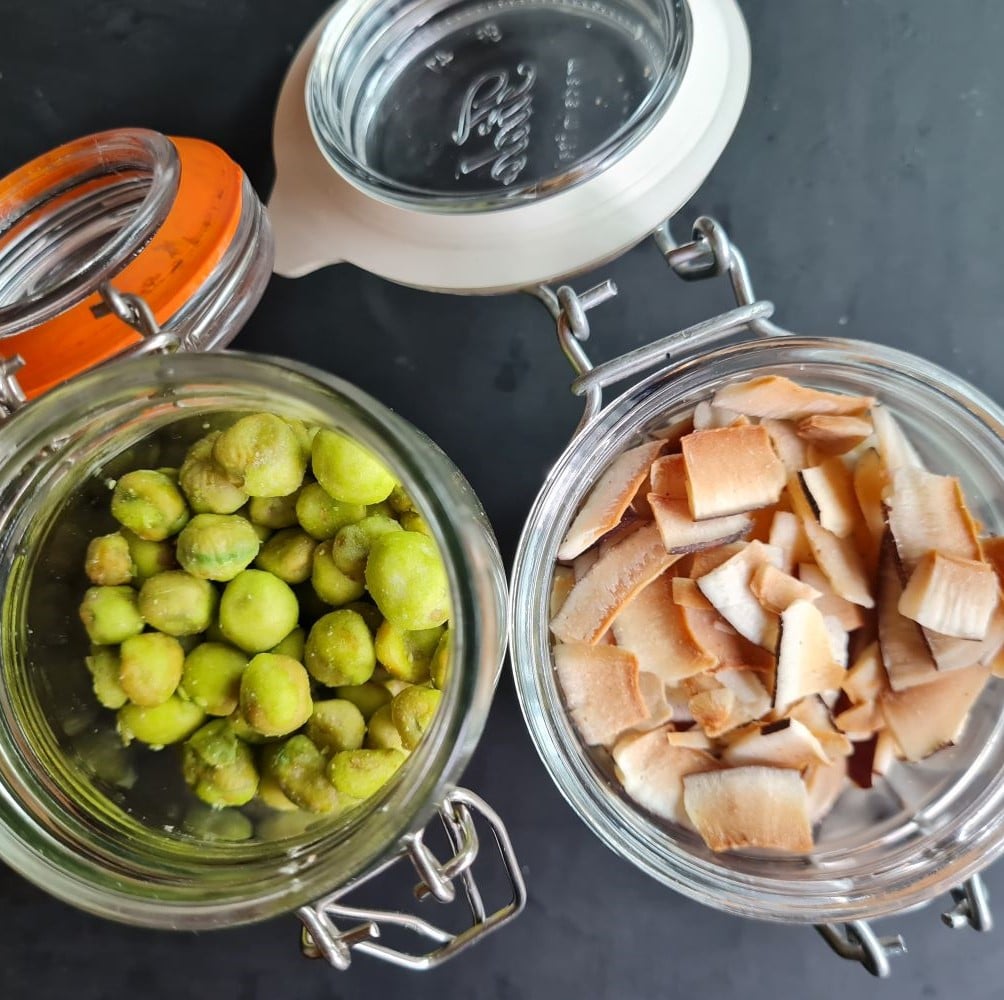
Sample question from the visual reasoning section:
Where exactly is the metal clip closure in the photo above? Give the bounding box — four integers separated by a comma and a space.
942, 874, 993, 932
815, 921, 908, 979
297, 787, 526, 972
0, 355, 27, 419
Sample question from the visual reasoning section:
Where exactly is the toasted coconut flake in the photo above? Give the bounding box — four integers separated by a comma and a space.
833, 700, 884, 736
982, 536, 1004, 584
842, 641, 887, 704
551, 524, 679, 644
553, 644, 648, 746
649, 496, 753, 554
774, 600, 846, 713
823, 615, 850, 668
549, 566, 576, 619
787, 696, 854, 759
689, 542, 748, 578
751, 562, 823, 614
723, 718, 830, 769
805, 757, 848, 824
573, 548, 599, 582
611, 574, 718, 683
886, 467, 981, 574
767, 510, 812, 574
631, 473, 654, 519
689, 687, 738, 739
898, 551, 997, 640
797, 563, 867, 630
693, 400, 748, 430
682, 425, 787, 521
716, 667, 773, 721
557, 441, 664, 560
667, 729, 714, 750
633, 671, 674, 732
796, 414, 873, 455
712, 376, 873, 421
871, 404, 925, 473
683, 766, 813, 853
681, 607, 775, 673
762, 418, 813, 474
872, 729, 899, 778
612, 728, 719, 825
598, 515, 645, 556
924, 598, 1004, 671
649, 454, 689, 499
852, 448, 887, 546
671, 576, 714, 610
696, 541, 784, 648
880, 662, 990, 761
651, 414, 694, 446
799, 515, 875, 608
793, 459, 862, 539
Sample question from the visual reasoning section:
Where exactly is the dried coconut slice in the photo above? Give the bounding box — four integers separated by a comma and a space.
693, 400, 748, 430
634, 671, 674, 732
787, 697, 854, 759
871, 404, 924, 473
667, 729, 714, 750
557, 441, 664, 560
611, 574, 717, 683
651, 415, 695, 446
762, 418, 812, 474
612, 728, 719, 826
982, 536, 1004, 583
716, 667, 773, 721
681, 607, 775, 673
791, 459, 862, 539
879, 662, 990, 761
683, 766, 813, 853
774, 600, 846, 713
924, 599, 1004, 672
841, 641, 887, 704
553, 644, 648, 746
852, 448, 887, 546
797, 563, 867, 630
549, 566, 576, 619
805, 756, 848, 824
751, 562, 823, 614
551, 524, 679, 644
649, 496, 753, 554
649, 454, 689, 499
723, 717, 830, 769
898, 551, 997, 640
796, 414, 873, 455
767, 510, 812, 574
712, 375, 873, 421
823, 616, 850, 668
573, 548, 599, 582
682, 425, 787, 520
598, 515, 646, 556
689, 542, 748, 578
872, 728, 900, 778
799, 515, 874, 608
833, 700, 884, 737
671, 576, 714, 610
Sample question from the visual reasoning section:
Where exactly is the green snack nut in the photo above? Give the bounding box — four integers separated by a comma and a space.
85, 533, 135, 586
138, 571, 218, 636
179, 432, 248, 515
306, 699, 366, 754
344, 600, 383, 634
332, 516, 401, 581
365, 532, 450, 630
399, 510, 432, 537
250, 521, 273, 543
284, 418, 316, 459
304, 610, 376, 687
270, 626, 306, 661
219, 569, 299, 653
182, 719, 259, 807
264, 735, 340, 814
257, 810, 316, 840
180, 642, 249, 716
119, 632, 184, 706
328, 748, 405, 800
311, 540, 365, 606
84, 647, 128, 709
295, 482, 365, 540
226, 708, 271, 744
312, 429, 396, 506
391, 685, 442, 750
122, 529, 177, 580
430, 628, 451, 690
335, 681, 392, 721
257, 771, 300, 812
111, 470, 190, 540
239, 653, 313, 737
176, 513, 261, 581
79, 585, 144, 645
366, 500, 395, 520
118, 697, 206, 748
374, 621, 444, 683
213, 413, 307, 498
381, 677, 410, 698
364, 703, 404, 751
255, 528, 316, 584
247, 492, 301, 529
182, 804, 254, 842
387, 485, 415, 515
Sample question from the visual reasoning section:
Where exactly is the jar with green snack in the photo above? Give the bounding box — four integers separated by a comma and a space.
213, 413, 307, 498
219, 569, 299, 653
118, 632, 184, 706
179, 642, 249, 716
179, 432, 248, 515
175, 513, 261, 581
304, 609, 376, 686
85, 533, 135, 586
255, 528, 316, 584
138, 571, 218, 636
295, 482, 365, 540
182, 719, 259, 807
79, 586, 144, 645
110, 470, 190, 540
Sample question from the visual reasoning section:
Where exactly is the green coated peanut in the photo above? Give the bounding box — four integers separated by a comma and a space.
311, 540, 366, 606
263, 735, 340, 814
219, 569, 299, 653
295, 482, 365, 541
179, 642, 249, 716
111, 470, 190, 541
390, 685, 442, 750
364, 703, 405, 751
374, 621, 444, 683
84, 647, 128, 709
305, 699, 366, 754
182, 719, 259, 808
255, 528, 316, 584
311, 429, 396, 506
331, 515, 401, 581
365, 532, 450, 630
430, 628, 451, 690
119, 632, 184, 706
212, 413, 307, 498
182, 803, 254, 842
334, 681, 391, 721
118, 697, 206, 748
179, 432, 248, 515
138, 571, 218, 636
328, 748, 405, 800
399, 510, 432, 537
239, 653, 313, 737
270, 626, 306, 661
176, 513, 261, 581
304, 610, 376, 687
85, 533, 135, 586
122, 529, 177, 580
79, 585, 144, 645
247, 491, 301, 530
387, 485, 415, 515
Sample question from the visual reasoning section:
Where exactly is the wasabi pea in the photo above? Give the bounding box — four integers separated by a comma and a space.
430, 628, 451, 690
182, 719, 259, 807
79, 585, 144, 645
312, 430, 396, 506
306, 699, 366, 754
387, 485, 415, 515
118, 697, 206, 748
344, 600, 383, 634
365, 532, 450, 630
270, 626, 306, 661
255, 528, 316, 584
239, 653, 313, 737
180, 642, 249, 716
119, 632, 184, 706
182, 803, 254, 841
399, 510, 432, 536
328, 748, 405, 800
219, 570, 299, 653
257, 769, 300, 812
178, 432, 248, 515
366, 500, 396, 520
257, 809, 317, 840
250, 520, 273, 543
304, 610, 376, 687
295, 483, 365, 540
85, 533, 135, 586
111, 470, 189, 540
264, 735, 340, 814
311, 540, 365, 606
176, 513, 260, 581
364, 703, 405, 751
334, 681, 392, 721
138, 571, 218, 636
391, 685, 442, 750
331, 516, 401, 581
374, 621, 444, 684
284, 418, 316, 459
247, 492, 300, 530
84, 647, 128, 709
381, 677, 411, 698
227, 708, 271, 745
213, 414, 306, 498
122, 529, 177, 580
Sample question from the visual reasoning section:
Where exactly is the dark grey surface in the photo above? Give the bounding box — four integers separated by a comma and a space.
2, 1, 1004, 997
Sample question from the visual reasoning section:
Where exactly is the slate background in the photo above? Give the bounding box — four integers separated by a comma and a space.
2, 1, 1004, 997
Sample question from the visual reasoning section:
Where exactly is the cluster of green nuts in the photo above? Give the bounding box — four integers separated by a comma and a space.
78, 413, 452, 838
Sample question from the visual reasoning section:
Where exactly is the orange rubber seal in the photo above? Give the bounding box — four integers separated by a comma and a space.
6, 136, 245, 399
